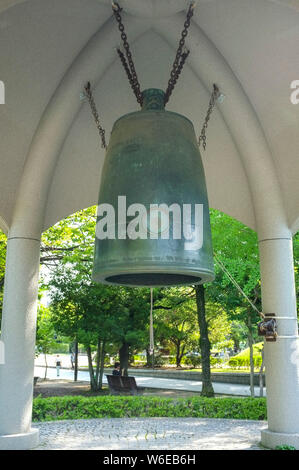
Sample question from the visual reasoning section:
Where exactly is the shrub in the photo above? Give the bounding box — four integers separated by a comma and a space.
50, 343, 70, 354
130, 355, 147, 366
32, 396, 267, 422
182, 354, 201, 368
153, 355, 169, 367
275, 445, 296, 450
228, 356, 262, 368
228, 343, 264, 368
210, 357, 225, 367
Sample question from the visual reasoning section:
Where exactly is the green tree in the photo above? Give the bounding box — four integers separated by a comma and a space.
208, 210, 263, 396
36, 305, 57, 379
154, 287, 198, 367
50, 266, 121, 390
195, 285, 214, 396
110, 287, 150, 376
48, 260, 151, 385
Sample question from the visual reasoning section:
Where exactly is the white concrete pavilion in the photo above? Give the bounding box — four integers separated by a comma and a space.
0, 0, 298, 450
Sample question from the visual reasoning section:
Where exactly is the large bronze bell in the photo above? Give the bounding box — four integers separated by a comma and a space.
92, 89, 214, 287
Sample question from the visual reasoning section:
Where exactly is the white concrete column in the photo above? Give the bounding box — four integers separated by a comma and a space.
0, 236, 40, 450
0, 14, 148, 450
157, 14, 299, 448
259, 236, 299, 449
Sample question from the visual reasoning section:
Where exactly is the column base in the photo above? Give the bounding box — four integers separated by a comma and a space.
261, 429, 299, 450
0, 428, 39, 450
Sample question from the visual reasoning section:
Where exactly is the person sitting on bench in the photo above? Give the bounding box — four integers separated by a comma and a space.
112, 362, 121, 376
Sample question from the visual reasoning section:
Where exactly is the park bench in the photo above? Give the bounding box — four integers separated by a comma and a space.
106, 375, 144, 396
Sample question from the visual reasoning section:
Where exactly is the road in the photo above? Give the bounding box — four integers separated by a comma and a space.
34, 365, 267, 397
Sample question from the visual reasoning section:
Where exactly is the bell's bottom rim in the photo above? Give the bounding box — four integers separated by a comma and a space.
92, 266, 215, 288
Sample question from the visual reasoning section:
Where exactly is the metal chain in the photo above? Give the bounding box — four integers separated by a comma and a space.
116, 48, 135, 96
164, 2, 196, 105
165, 49, 190, 103
198, 84, 220, 151
84, 82, 107, 150
112, 2, 143, 106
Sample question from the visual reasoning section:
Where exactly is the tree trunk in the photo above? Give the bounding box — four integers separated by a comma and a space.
119, 342, 129, 376
44, 352, 48, 380
74, 340, 78, 382
175, 343, 186, 368
233, 338, 240, 353
176, 341, 181, 368
151, 348, 155, 369
180, 345, 186, 367
247, 313, 255, 397
195, 285, 214, 397
95, 337, 101, 387
98, 341, 106, 390
146, 346, 155, 369
146, 347, 155, 368
86, 345, 97, 391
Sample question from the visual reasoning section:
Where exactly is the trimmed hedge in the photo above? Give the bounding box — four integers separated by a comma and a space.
50, 343, 70, 354
229, 342, 264, 368
228, 356, 262, 368
32, 396, 267, 422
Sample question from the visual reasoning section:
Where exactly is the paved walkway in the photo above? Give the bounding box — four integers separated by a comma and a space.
34, 366, 266, 397
34, 417, 266, 450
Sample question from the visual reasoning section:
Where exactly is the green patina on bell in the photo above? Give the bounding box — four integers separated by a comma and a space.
92, 88, 214, 287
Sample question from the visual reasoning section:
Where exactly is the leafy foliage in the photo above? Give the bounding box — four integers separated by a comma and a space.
32, 395, 267, 422
36, 305, 57, 356
153, 287, 233, 368
208, 209, 261, 327
275, 445, 296, 450
228, 342, 264, 368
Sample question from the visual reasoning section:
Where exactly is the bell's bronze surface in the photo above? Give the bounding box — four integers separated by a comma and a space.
93, 89, 214, 287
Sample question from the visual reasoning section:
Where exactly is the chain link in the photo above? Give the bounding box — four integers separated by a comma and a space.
198, 84, 220, 151
164, 3, 196, 105
84, 82, 107, 150
112, 2, 143, 105
84, 3, 220, 154
111, 2, 196, 106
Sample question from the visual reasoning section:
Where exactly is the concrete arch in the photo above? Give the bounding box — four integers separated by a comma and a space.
1, 0, 298, 450
1, 0, 299, 17
9, 7, 290, 243
291, 217, 299, 235
0, 215, 9, 235
155, 14, 290, 241
9, 14, 152, 240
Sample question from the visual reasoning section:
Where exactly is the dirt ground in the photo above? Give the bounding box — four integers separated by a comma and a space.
33, 379, 202, 399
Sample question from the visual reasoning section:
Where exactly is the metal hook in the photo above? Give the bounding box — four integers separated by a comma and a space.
213, 84, 226, 104
111, 1, 121, 12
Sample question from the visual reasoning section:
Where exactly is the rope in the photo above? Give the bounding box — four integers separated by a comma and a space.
214, 255, 264, 319
149, 288, 154, 355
